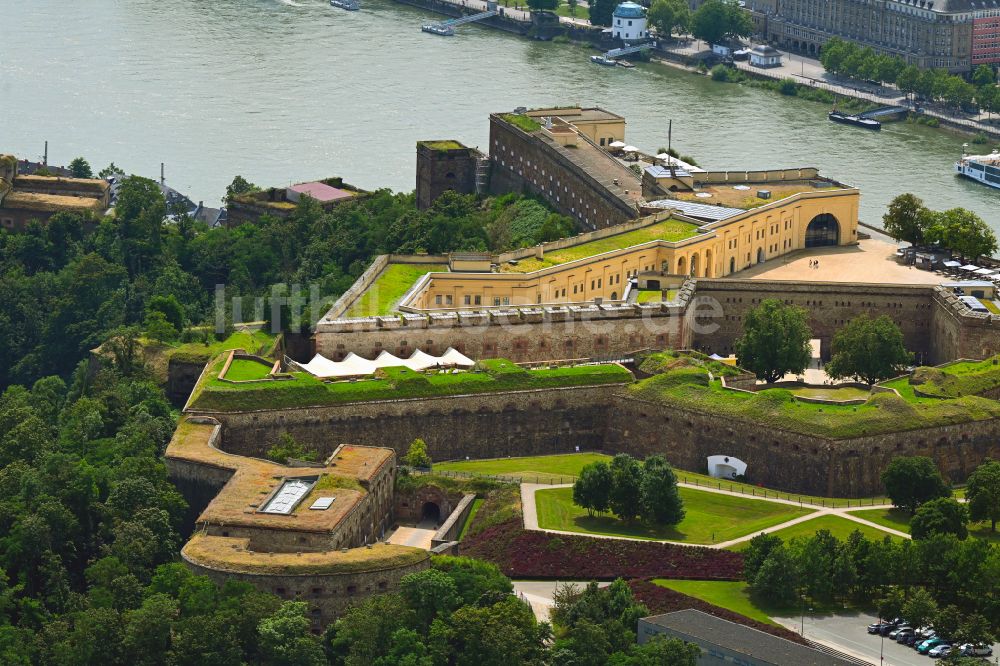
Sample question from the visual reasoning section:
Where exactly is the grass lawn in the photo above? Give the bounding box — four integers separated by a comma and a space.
223, 358, 273, 381
849, 507, 1000, 544
458, 499, 483, 540
435, 453, 610, 483
535, 486, 813, 544
436, 452, 891, 507
728, 514, 902, 551
791, 386, 871, 401
652, 580, 780, 625
343, 263, 447, 318
636, 290, 678, 304
502, 219, 700, 273
155, 330, 277, 363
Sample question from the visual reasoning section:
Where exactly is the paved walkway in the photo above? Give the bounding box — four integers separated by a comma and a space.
520, 482, 909, 549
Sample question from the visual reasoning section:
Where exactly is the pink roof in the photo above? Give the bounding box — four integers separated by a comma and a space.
288, 181, 354, 203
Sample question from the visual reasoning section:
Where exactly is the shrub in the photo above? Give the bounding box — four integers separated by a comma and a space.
266, 432, 318, 464
778, 78, 798, 96
401, 438, 432, 469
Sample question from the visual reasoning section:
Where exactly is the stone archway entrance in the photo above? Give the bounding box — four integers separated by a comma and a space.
756, 247, 765, 264
805, 213, 840, 247
421, 501, 441, 526
729, 257, 736, 274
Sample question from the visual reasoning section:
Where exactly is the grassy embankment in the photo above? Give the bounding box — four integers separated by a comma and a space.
630, 365, 1000, 439
343, 263, 448, 318
534, 485, 813, 544
190, 358, 633, 412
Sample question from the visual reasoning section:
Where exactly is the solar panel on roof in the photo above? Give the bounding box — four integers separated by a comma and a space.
310, 497, 335, 510
260, 478, 315, 515
645, 199, 744, 221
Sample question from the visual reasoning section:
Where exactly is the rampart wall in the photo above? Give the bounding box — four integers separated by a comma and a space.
193, 384, 621, 463
606, 395, 1000, 497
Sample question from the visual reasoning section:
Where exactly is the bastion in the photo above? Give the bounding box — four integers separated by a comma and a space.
165, 416, 429, 627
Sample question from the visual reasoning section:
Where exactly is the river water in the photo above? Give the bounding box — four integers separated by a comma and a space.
2, 0, 997, 228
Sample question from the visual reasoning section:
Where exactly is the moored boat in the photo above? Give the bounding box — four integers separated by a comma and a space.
590, 55, 617, 66
422, 23, 454, 36
828, 110, 881, 130
955, 149, 1000, 191
330, 0, 360, 10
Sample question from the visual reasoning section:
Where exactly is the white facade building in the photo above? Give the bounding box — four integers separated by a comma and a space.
612, 2, 647, 41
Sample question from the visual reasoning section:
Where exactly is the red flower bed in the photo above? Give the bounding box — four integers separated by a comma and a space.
627, 579, 809, 645
461, 519, 743, 580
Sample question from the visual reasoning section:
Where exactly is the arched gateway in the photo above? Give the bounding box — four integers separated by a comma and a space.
805, 213, 840, 247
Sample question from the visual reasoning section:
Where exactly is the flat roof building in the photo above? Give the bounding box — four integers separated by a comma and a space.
638, 609, 862, 666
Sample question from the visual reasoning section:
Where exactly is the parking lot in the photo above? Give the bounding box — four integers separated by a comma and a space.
771, 610, 998, 666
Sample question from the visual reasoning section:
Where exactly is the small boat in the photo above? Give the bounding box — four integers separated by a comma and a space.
590, 55, 617, 66
422, 23, 455, 36
828, 110, 881, 131
330, 0, 360, 9
617, 60, 635, 68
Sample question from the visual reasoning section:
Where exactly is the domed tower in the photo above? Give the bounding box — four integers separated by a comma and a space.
612, 1, 647, 42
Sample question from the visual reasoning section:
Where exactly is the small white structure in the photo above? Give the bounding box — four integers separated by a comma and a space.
711, 43, 733, 57
707, 455, 748, 480
296, 347, 475, 379
749, 44, 782, 68
612, 2, 647, 41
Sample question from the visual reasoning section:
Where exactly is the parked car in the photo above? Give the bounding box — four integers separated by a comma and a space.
960, 643, 993, 657
895, 628, 915, 643
889, 625, 912, 639
901, 633, 920, 647
867, 622, 888, 634
917, 638, 948, 654
928, 644, 954, 658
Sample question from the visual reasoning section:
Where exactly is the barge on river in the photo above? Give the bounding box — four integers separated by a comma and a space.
828, 110, 881, 131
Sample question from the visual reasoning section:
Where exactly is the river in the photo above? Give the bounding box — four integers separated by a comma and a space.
1, 0, 997, 228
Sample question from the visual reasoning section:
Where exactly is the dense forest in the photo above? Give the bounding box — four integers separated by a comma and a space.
0, 175, 575, 389
0, 175, 616, 664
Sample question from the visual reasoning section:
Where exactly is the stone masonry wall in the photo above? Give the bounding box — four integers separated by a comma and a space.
183, 550, 429, 630
198, 385, 621, 464
606, 395, 1000, 497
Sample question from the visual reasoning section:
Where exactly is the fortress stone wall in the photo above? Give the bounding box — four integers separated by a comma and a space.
191, 384, 621, 463
605, 396, 1000, 497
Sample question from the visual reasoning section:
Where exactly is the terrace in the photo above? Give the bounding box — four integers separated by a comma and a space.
667, 181, 842, 210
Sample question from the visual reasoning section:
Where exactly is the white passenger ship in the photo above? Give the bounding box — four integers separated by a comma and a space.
955, 148, 1000, 190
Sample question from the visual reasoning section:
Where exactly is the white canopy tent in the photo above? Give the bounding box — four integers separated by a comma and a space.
608, 140, 626, 148
298, 348, 475, 379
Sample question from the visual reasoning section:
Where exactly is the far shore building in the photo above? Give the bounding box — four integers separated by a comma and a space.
749, 44, 782, 67
612, 1, 648, 41
744, 0, 983, 72
226, 177, 365, 227
0, 154, 111, 230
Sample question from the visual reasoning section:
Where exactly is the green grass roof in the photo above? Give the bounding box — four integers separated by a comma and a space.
344, 263, 448, 318
629, 365, 1000, 439
189, 356, 633, 412
502, 219, 700, 273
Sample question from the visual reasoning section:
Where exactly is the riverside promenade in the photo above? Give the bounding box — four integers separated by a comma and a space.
660, 39, 1000, 139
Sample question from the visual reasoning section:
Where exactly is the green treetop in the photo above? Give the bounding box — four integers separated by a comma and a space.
881, 456, 950, 514
966, 459, 1000, 533
69, 157, 93, 179
690, 0, 752, 46
734, 299, 812, 383
826, 315, 911, 386
647, 0, 691, 37
910, 497, 969, 540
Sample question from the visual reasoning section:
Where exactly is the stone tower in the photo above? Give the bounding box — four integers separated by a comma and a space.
415, 141, 484, 210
